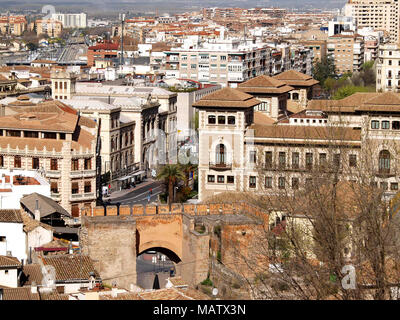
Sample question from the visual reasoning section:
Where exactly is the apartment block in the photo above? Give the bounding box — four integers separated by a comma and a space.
344, 0, 400, 44
35, 19, 63, 38
51, 13, 87, 29
328, 32, 364, 74
0, 16, 27, 36
163, 39, 271, 88
376, 43, 400, 92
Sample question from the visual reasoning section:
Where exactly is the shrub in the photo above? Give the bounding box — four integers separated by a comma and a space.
201, 278, 213, 286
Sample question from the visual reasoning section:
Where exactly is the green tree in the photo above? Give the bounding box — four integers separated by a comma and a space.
313, 57, 337, 87
156, 164, 185, 208
333, 85, 374, 100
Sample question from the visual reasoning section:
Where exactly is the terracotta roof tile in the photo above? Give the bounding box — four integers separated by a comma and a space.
237, 75, 294, 94
0, 209, 23, 223
273, 70, 319, 87
1, 287, 40, 300
21, 264, 43, 286
42, 255, 100, 282
0, 255, 21, 267
193, 87, 261, 108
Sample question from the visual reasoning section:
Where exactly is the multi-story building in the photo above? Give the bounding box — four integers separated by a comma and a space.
195, 82, 400, 202
0, 16, 27, 36
300, 40, 327, 63
344, 0, 400, 44
376, 43, 400, 92
328, 16, 357, 37
51, 74, 177, 178
163, 38, 271, 88
51, 13, 87, 29
327, 32, 364, 74
87, 41, 119, 67
34, 19, 63, 38
0, 99, 98, 217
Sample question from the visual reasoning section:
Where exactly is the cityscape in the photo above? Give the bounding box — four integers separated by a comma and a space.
0, 0, 399, 305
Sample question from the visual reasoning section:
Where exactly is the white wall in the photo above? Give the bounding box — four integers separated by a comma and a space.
0, 222, 26, 262
27, 227, 53, 256
0, 268, 18, 288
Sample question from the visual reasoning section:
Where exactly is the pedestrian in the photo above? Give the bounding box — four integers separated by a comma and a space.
150, 188, 152, 195
147, 194, 151, 203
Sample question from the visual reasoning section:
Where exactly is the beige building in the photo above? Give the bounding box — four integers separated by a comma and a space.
0, 99, 98, 217
344, 0, 400, 44
35, 19, 63, 38
0, 16, 27, 36
376, 43, 400, 92
327, 32, 364, 74
195, 78, 400, 202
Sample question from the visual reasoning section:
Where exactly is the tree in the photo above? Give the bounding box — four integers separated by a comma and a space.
313, 57, 337, 87
202, 119, 400, 300
156, 164, 185, 208
333, 85, 374, 100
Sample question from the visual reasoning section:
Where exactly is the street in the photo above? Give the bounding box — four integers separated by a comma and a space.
106, 181, 164, 206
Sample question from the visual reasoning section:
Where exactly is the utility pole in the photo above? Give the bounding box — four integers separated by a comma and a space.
119, 13, 126, 68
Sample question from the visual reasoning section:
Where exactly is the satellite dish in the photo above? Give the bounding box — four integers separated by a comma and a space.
212, 288, 218, 296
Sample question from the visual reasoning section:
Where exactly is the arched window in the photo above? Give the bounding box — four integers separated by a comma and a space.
379, 150, 390, 174
216, 144, 226, 165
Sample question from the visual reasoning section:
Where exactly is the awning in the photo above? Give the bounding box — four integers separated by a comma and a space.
117, 175, 133, 181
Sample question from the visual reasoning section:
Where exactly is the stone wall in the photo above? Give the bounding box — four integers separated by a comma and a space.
80, 216, 137, 290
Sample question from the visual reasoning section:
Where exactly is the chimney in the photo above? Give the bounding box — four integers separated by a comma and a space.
111, 287, 118, 298
31, 281, 37, 294
6, 251, 11, 257
34, 199, 40, 221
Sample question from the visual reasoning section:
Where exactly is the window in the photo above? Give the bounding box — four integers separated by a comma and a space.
371, 120, 379, 129
191, 64, 196, 69
292, 152, 299, 169
50, 159, 58, 170
208, 115, 216, 124
216, 144, 226, 165
217, 175, 225, 183
84, 158, 92, 170
265, 177, 272, 188
265, 151, 273, 169
380, 182, 388, 191
0, 236, 5, 242
292, 177, 299, 190
391, 182, 398, 191
227, 116, 235, 125
306, 153, 313, 170
51, 182, 58, 194
349, 154, 357, 167
71, 204, 79, 218
292, 93, 299, 100
250, 151, 256, 163
218, 116, 226, 124
393, 121, 400, 130
278, 177, 286, 189
71, 159, 79, 171
0, 156, 3, 167
71, 182, 79, 194
278, 152, 286, 169
379, 150, 390, 174
208, 175, 215, 183
249, 176, 256, 188
84, 181, 91, 193
32, 157, 39, 169
382, 121, 390, 129
227, 176, 234, 184
14, 156, 21, 168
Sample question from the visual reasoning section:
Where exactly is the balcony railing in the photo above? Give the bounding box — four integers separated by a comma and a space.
70, 170, 96, 178
51, 192, 61, 200
70, 193, 95, 201
209, 161, 232, 170
46, 170, 61, 178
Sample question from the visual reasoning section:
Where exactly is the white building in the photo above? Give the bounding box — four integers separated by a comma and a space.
0, 210, 26, 263
0, 169, 50, 210
376, 43, 400, 92
51, 13, 87, 29
0, 255, 21, 288
328, 16, 357, 37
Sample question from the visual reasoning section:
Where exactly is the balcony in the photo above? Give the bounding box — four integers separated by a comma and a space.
46, 170, 61, 178
70, 170, 96, 178
209, 161, 232, 171
70, 193, 95, 201
51, 192, 61, 201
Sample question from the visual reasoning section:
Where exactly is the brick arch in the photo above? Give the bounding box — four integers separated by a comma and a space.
138, 242, 182, 263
